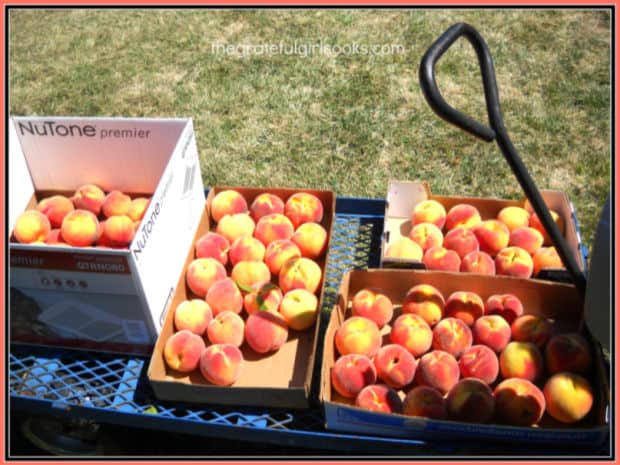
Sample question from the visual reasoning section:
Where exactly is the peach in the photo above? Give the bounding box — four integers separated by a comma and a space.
101, 215, 135, 247
101, 190, 131, 218
443, 227, 479, 259
355, 384, 403, 414
244, 282, 283, 315
278, 257, 322, 294
432, 317, 473, 358
351, 289, 393, 328
497, 206, 530, 232
408, 222, 444, 252
494, 378, 546, 426
244, 309, 289, 354
415, 350, 460, 394
509, 227, 544, 255
284, 192, 324, 229
127, 197, 150, 222
495, 246, 534, 278
384, 237, 423, 261
472, 315, 512, 353
250, 192, 285, 222
411, 199, 447, 229
60, 210, 100, 247
446, 378, 495, 423
373, 344, 417, 389
532, 246, 564, 275
38, 195, 74, 228
194, 232, 230, 265
254, 213, 295, 247
13, 210, 52, 244
216, 213, 256, 244
403, 386, 447, 420
199, 343, 243, 386
174, 299, 213, 335
206, 277, 243, 316
335, 316, 382, 358
210, 189, 248, 223
230, 260, 271, 292
484, 294, 524, 324
458, 345, 499, 384
422, 246, 461, 272
331, 354, 377, 398
163, 329, 205, 372
473, 220, 510, 256
279, 288, 319, 331
511, 314, 554, 348
185, 257, 227, 298
291, 222, 328, 259
390, 313, 433, 357
529, 210, 564, 246
460, 250, 496, 275
543, 372, 593, 424
444, 291, 485, 326
45, 228, 67, 246
228, 236, 266, 266
445, 203, 482, 231
545, 333, 592, 375
70, 184, 105, 216
499, 341, 544, 383
402, 283, 445, 327
206, 310, 245, 347
264, 239, 302, 275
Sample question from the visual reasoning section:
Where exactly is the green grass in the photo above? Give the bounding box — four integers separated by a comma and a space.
9, 9, 611, 253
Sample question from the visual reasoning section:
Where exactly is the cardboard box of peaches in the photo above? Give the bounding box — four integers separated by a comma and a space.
147, 186, 334, 408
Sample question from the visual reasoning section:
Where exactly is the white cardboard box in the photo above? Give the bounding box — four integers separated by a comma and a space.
9, 116, 205, 354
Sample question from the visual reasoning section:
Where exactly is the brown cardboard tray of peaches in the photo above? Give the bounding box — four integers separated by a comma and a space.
148, 186, 335, 408
320, 269, 609, 446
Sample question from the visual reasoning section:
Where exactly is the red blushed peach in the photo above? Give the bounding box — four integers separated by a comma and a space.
216, 213, 256, 244
403, 386, 447, 420
174, 299, 213, 335
402, 284, 445, 327
335, 316, 382, 358
210, 189, 249, 223
511, 314, 554, 348
230, 260, 271, 291
13, 210, 52, 244
101, 190, 131, 218
200, 343, 243, 386
331, 354, 377, 398
70, 184, 105, 216
445, 203, 482, 231
244, 282, 283, 315
472, 315, 512, 353
497, 206, 530, 232
228, 236, 266, 266
206, 277, 243, 316
264, 239, 301, 275
446, 378, 495, 423
385, 237, 423, 261
484, 294, 524, 324
186, 257, 227, 298
244, 310, 289, 354
458, 345, 499, 384
351, 289, 394, 328
432, 317, 473, 358
291, 222, 328, 259
60, 210, 100, 247
443, 227, 479, 259
373, 344, 417, 389
509, 227, 544, 255
495, 246, 534, 278
250, 192, 285, 222
254, 213, 295, 247
529, 210, 565, 246
545, 333, 592, 375
163, 329, 206, 372
278, 257, 322, 294
444, 291, 485, 326
38, 195, 74, 228
415, 350, 460, 394
194, 232, 230, 265
408, 222, 444, 252
45, 229, 67, 246
206, 310, 245, 347
473, 220, 510, 256
460, 250, 496, 275
532, 246, 564, 275
499, 341, 544, 383
422, 246, 461, 272
101, 215, 135, 247
127, 197, 150, 222
355, 384, 403, 414
411, 199, 447, 229
284, 192, 324, 229
543, 372, 593, 424
390, 313, 433, 357
494, 378, 546, 426
279, 288, 319, 331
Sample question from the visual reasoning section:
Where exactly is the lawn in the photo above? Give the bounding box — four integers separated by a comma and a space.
8, 8, 611, 254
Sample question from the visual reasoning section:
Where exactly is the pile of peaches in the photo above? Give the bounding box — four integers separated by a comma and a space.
385, 199, 566, 278
331, 284, 596, 426
11, 184, 150, 248
163, 189, 328, 386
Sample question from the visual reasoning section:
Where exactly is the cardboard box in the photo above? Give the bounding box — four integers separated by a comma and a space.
9, 116, 205, 354
320, 269, 609, 447
148, 186, 335, 408
381, 180, 585, 282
